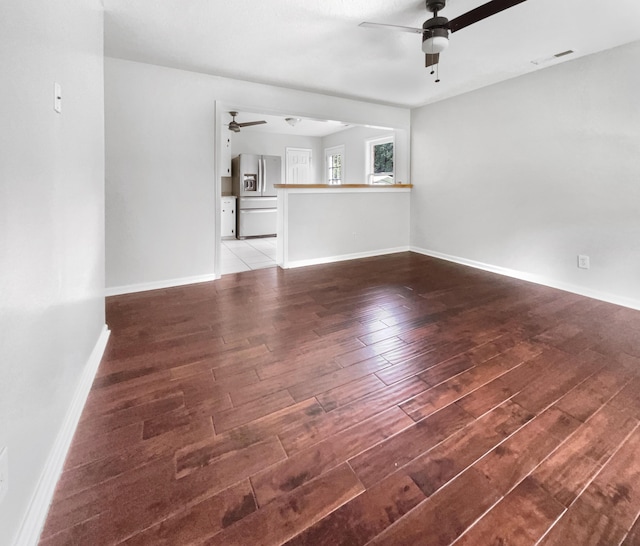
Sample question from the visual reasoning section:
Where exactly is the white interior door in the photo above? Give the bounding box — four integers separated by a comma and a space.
286, 148, 313, 184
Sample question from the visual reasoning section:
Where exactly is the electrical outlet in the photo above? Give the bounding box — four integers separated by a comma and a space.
578, 255, 590, 269
0, 447, 7, 503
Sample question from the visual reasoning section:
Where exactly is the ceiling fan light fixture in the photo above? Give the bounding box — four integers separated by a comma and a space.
422, 28, 449, 54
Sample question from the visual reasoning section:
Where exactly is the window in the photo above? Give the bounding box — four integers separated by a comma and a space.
367, 136, 394, 185
325, 145, 344, 185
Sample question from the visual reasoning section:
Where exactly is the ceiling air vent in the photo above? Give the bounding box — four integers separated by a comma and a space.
554, 50, 574, 58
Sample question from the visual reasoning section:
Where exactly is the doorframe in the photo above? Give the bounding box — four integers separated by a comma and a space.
214, 101, 315, 279
213, 101, 411, 279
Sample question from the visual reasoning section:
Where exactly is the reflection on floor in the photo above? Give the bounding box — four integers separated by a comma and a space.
221, 237, 277, 275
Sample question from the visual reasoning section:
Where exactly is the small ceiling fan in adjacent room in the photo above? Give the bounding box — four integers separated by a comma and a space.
360, 0, 527, 80
227, 111, 267, 132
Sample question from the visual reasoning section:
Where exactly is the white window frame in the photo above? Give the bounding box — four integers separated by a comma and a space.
366, 135, 395, 185
325, 145, 345, 185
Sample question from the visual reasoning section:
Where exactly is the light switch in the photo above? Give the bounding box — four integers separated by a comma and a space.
578, 255, 590, 269
54, 82, 62, 114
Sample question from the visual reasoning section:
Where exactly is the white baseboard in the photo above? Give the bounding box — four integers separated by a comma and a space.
105, 273, 218, 297
284, 246, 410, 269
411, 246, 640, 311
14, 325, 110, 546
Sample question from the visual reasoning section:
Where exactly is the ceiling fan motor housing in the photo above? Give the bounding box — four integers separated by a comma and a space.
426, 0, 446, 13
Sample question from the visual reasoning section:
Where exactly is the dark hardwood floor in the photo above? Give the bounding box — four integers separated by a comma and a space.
39, 252, 640, 545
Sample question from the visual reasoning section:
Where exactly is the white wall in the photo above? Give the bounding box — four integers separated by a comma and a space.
105, 59, 218, 290
0, 1, 106, 543
322, 126, 409, 185
105, 57, 410, 291
278, 189, 411, 268
411, 40, 640, 309
231, 132, 323, 184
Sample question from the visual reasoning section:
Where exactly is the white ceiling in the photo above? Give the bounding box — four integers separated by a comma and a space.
104, 0, 640, 109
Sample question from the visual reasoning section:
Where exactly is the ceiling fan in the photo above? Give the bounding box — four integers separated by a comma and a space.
227, 111, 267, 133
360, 0, 527, 75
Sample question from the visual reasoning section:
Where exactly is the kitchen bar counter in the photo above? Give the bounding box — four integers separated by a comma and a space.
274, 184, 413, 189
276, 183, 411, 269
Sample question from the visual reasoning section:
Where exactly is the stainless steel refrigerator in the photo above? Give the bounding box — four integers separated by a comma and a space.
231, 154, 281, 238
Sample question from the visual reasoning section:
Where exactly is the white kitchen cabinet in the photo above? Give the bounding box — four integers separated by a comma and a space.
219, 134, 232, 177
221, 196, 236, 238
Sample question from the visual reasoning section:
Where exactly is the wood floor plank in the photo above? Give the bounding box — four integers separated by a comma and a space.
400, 352, 522, 421
497, 349, 558, 393
41, 457, 176, 541
55, 420, 212, 499
537, 496, 627, 546
287, 355, 391, 402
511, 350, 604, 415
367, 468, 501, 546
142, 407, 209, 440
576, 425, 640, 531
212, 389, 296, 433
454, 376, 516, 418
175, 428, 287, 480
256, 337, 362, 379
45, 437, 285, 545
455, 477, 565, 546
349, 403, 474, 488
316, 374, 387, 412
417, 352, 475, 386
554, 362, 633, 422
120, 480, 256, 545
73, 389, 185, 441
374, 354, 438, 386
530, 402, 638, 507
178, 371, 233, 411
278, 375, 430, 455
202, 464, 364, 546
474, 406, 581, 495
176, 398, 324, 474
453, 348, 557, 419
406, 399, 534, 497
79, 384, 183, 422
229, 359, 340, 406
334, 336, 407, 367
622, 516, 640, 545
62, 422, 143, 470
282, 471, 425, 546
251, 406, 412, 507
609, 377, 640, 420
376, 334, 443, 366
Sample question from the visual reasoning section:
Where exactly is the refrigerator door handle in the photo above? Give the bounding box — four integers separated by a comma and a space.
262, 157, 267, 194
258, 157, 263, 194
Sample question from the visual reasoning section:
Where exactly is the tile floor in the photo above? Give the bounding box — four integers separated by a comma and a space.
221, 237, 277, 275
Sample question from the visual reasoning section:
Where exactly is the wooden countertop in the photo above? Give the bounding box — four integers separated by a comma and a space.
274, 184, 413, 189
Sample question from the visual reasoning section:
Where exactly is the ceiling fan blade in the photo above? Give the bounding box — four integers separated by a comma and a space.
237, 121, 267, 128
448, 0, 527, 33
359, 21, 424, 34
425, 53, 440, 68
